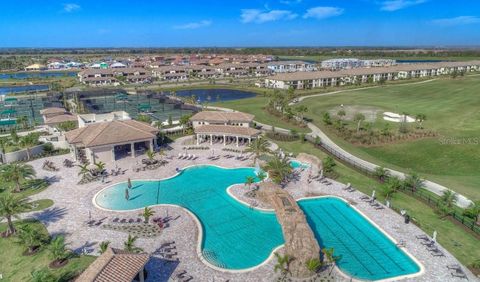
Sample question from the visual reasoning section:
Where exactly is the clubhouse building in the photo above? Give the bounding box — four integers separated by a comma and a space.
265, 60, 480, 89
65, 119, 159, 164
191, 111, 261, 146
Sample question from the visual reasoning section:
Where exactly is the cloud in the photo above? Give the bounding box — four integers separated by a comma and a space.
431, 16, 480, 26
303, 7, 344, 20
63, 3, 81, 13
280, 0, 302, 5
379, 0, 426, 11
174, 20, 212, 30
241, 9, 298, 23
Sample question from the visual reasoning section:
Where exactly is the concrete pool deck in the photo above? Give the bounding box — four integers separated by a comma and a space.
20, 136, 477, 282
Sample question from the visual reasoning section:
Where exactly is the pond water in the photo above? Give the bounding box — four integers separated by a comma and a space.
175, 89, 256, 102
0, 71, 78, 80
0, 85, 49, 95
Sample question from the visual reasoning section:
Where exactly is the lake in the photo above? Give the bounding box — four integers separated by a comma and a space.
0, 71, 78, 80
175, 89, 256, 102
0, 85, 49, 95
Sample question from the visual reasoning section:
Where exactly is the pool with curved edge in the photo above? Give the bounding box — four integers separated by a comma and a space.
94, 165, 421, 280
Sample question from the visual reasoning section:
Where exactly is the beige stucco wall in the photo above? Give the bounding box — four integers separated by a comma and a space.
90, 146, 113, 164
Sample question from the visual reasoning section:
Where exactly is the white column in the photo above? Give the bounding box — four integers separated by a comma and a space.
131, 143, 135, 158
111, 148, 115, 162
149, 140, 153, 151
210, 134, 213, 145
236, 136, 239, 147
223, 135, 226, 146
248, 138, 251, 145
196, 134, 199, 145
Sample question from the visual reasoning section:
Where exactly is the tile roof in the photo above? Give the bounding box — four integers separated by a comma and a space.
65, 120, 158, 147
40, 107, 67, 115
191, 111, 254, 122
195, 125, 260, 137
45, 113, 78, 125
76, 248, 149, 282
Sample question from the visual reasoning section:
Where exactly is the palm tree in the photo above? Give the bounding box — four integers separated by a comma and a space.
16, 224, 47, 254
179, 114, 192, 133
0, 163, 36, 193
0, 194, 31, 235
30, 268, 56, 282
295, 105, 308, 121
245, 176, 255, 189
305, 258, 322, 274
77, 164, 90, 180
263, 154, 292, 185
10, 128, 19, 144
257, 171, 267, 182
99, 241, 110, 254
337, 109, 346, 120
94, 161, 106, 175
124, 234, 143, 253
273, 252, 292, 274
463, 200, 480, 225
440, 190, 458, 208
415, 113, 427, 129
146, 150, 156, 161
245, 137, 270, 164
403, 173, 424, 193
19, 133, 39, 160
354, 113, 366, 133
140, 206, 155, 223
373, 167, 390, 182
47, 235, 70, 266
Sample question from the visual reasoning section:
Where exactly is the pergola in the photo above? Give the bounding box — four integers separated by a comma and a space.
195, 124, 261, 147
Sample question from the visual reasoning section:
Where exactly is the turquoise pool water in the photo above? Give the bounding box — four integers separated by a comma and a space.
299, 198, 420, 280
289, 160, 310, 169
95, 165, 420, 279
95, 165, 284, 269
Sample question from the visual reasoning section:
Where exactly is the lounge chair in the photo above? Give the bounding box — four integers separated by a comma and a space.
120, 219, 127, 223
177, 153, 182, 159
431, 250, 445, 257
446, 264, 462, 270
360, 195, 370, 201
112, 218, 119, 223
416, 234, 429, 240
451, 269, 468, 279
375, 205, 385, 210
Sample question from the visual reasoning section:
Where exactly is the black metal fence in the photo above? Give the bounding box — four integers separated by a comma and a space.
303, 134, 480, 235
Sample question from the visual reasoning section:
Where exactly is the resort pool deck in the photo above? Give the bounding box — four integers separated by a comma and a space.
95, 164, 421, 280
95, 165, 284, 270
299, 197, 421, 281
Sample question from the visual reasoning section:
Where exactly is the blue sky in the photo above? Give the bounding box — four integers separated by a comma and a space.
0, 0, 479, 47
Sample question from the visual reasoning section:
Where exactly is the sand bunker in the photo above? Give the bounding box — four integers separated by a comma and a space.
383, 112, 415, 123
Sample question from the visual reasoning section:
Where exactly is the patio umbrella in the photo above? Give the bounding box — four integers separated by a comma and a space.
372, 190, 376, 199
432, 230, 437, 242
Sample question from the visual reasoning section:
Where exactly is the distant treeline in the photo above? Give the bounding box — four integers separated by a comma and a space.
1, 47, 480, 58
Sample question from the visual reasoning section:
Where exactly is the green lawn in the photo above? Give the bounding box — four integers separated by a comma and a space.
297, 75, 480, 200
0, 220, 95, 282
273, 140, 480, 272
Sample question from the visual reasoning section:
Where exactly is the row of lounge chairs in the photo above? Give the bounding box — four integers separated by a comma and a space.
416, 235, 445, 257
112, 217, 143, 224
447, 264, 469, 280
178, 153, 197, 160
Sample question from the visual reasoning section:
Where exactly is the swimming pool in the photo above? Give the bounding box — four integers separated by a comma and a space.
299, 197, 421, 281
289, 160, 310, 169
95, 165, 420, 279
95, 165, 284, 270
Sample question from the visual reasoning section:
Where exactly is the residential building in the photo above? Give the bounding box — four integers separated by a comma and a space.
265, 60, 480, 90
24, 64, 47, 71
78, 68, 152, 86
267, 61, 317, 73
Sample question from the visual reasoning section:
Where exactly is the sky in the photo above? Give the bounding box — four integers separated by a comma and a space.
0, 0, 479, 47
